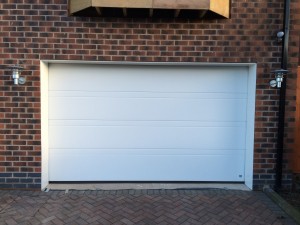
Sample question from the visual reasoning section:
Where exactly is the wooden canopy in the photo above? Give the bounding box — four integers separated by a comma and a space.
69, 0, 230, 19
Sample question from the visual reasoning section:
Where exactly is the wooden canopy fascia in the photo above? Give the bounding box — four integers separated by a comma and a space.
69, 0, 230, 18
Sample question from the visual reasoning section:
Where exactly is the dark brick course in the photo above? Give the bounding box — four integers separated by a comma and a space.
0, 173, 41, 189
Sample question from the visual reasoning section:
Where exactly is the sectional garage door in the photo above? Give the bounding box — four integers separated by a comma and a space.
48, 63, 252, 182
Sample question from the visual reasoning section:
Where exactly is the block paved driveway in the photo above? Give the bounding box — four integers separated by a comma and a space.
0, 189, 297, 225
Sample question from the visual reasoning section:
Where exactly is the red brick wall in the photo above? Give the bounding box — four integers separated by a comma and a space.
0, 0, 299, 190
294, 67, 300, 173
288, 0, 300, 185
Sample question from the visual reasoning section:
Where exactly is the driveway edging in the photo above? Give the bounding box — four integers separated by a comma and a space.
264, 187, 300, 224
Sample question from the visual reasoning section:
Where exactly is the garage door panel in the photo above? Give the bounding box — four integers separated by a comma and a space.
50, 120, 244, 127
49, 64, 248, 94
49, 151, 245, 181
49, 97, 247, 121
48, 63, 251, 182
50, 91, 247, 99
50, 148, 244, 155
49, 125, 246, 149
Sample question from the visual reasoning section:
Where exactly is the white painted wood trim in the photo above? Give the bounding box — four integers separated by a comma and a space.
42, 60, 256, 68
41, 61, 49, 190
244, 64, 256, 190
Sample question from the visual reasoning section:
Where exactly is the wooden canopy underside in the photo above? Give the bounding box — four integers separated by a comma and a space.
69, 0, 229, 18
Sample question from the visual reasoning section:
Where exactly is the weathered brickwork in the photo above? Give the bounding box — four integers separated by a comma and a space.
0, 0, 299, 190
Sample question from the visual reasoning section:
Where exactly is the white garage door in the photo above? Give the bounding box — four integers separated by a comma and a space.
48, 63, 251, 182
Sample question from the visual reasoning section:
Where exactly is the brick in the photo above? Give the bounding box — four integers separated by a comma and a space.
0, 184, 13, 189
0, 173, 12, 178
12, 184, 27, 189
20, 178, 33, 183
6, 178, 20, 183
13, 173, 27, 177
27, 184, 40, 189
28, 173, 41, 178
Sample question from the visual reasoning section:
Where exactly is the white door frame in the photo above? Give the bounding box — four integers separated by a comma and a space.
41, 60, 256, 190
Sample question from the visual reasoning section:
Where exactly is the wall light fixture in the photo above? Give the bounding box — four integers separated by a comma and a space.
276, 31, 284, 43
8, 65, 25, 85
269, 69, 288, 88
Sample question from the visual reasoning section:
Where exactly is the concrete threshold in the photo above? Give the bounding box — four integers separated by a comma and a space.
46, 183, 250, 191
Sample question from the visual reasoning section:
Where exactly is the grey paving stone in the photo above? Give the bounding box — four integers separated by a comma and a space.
0, 189, 298, 225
